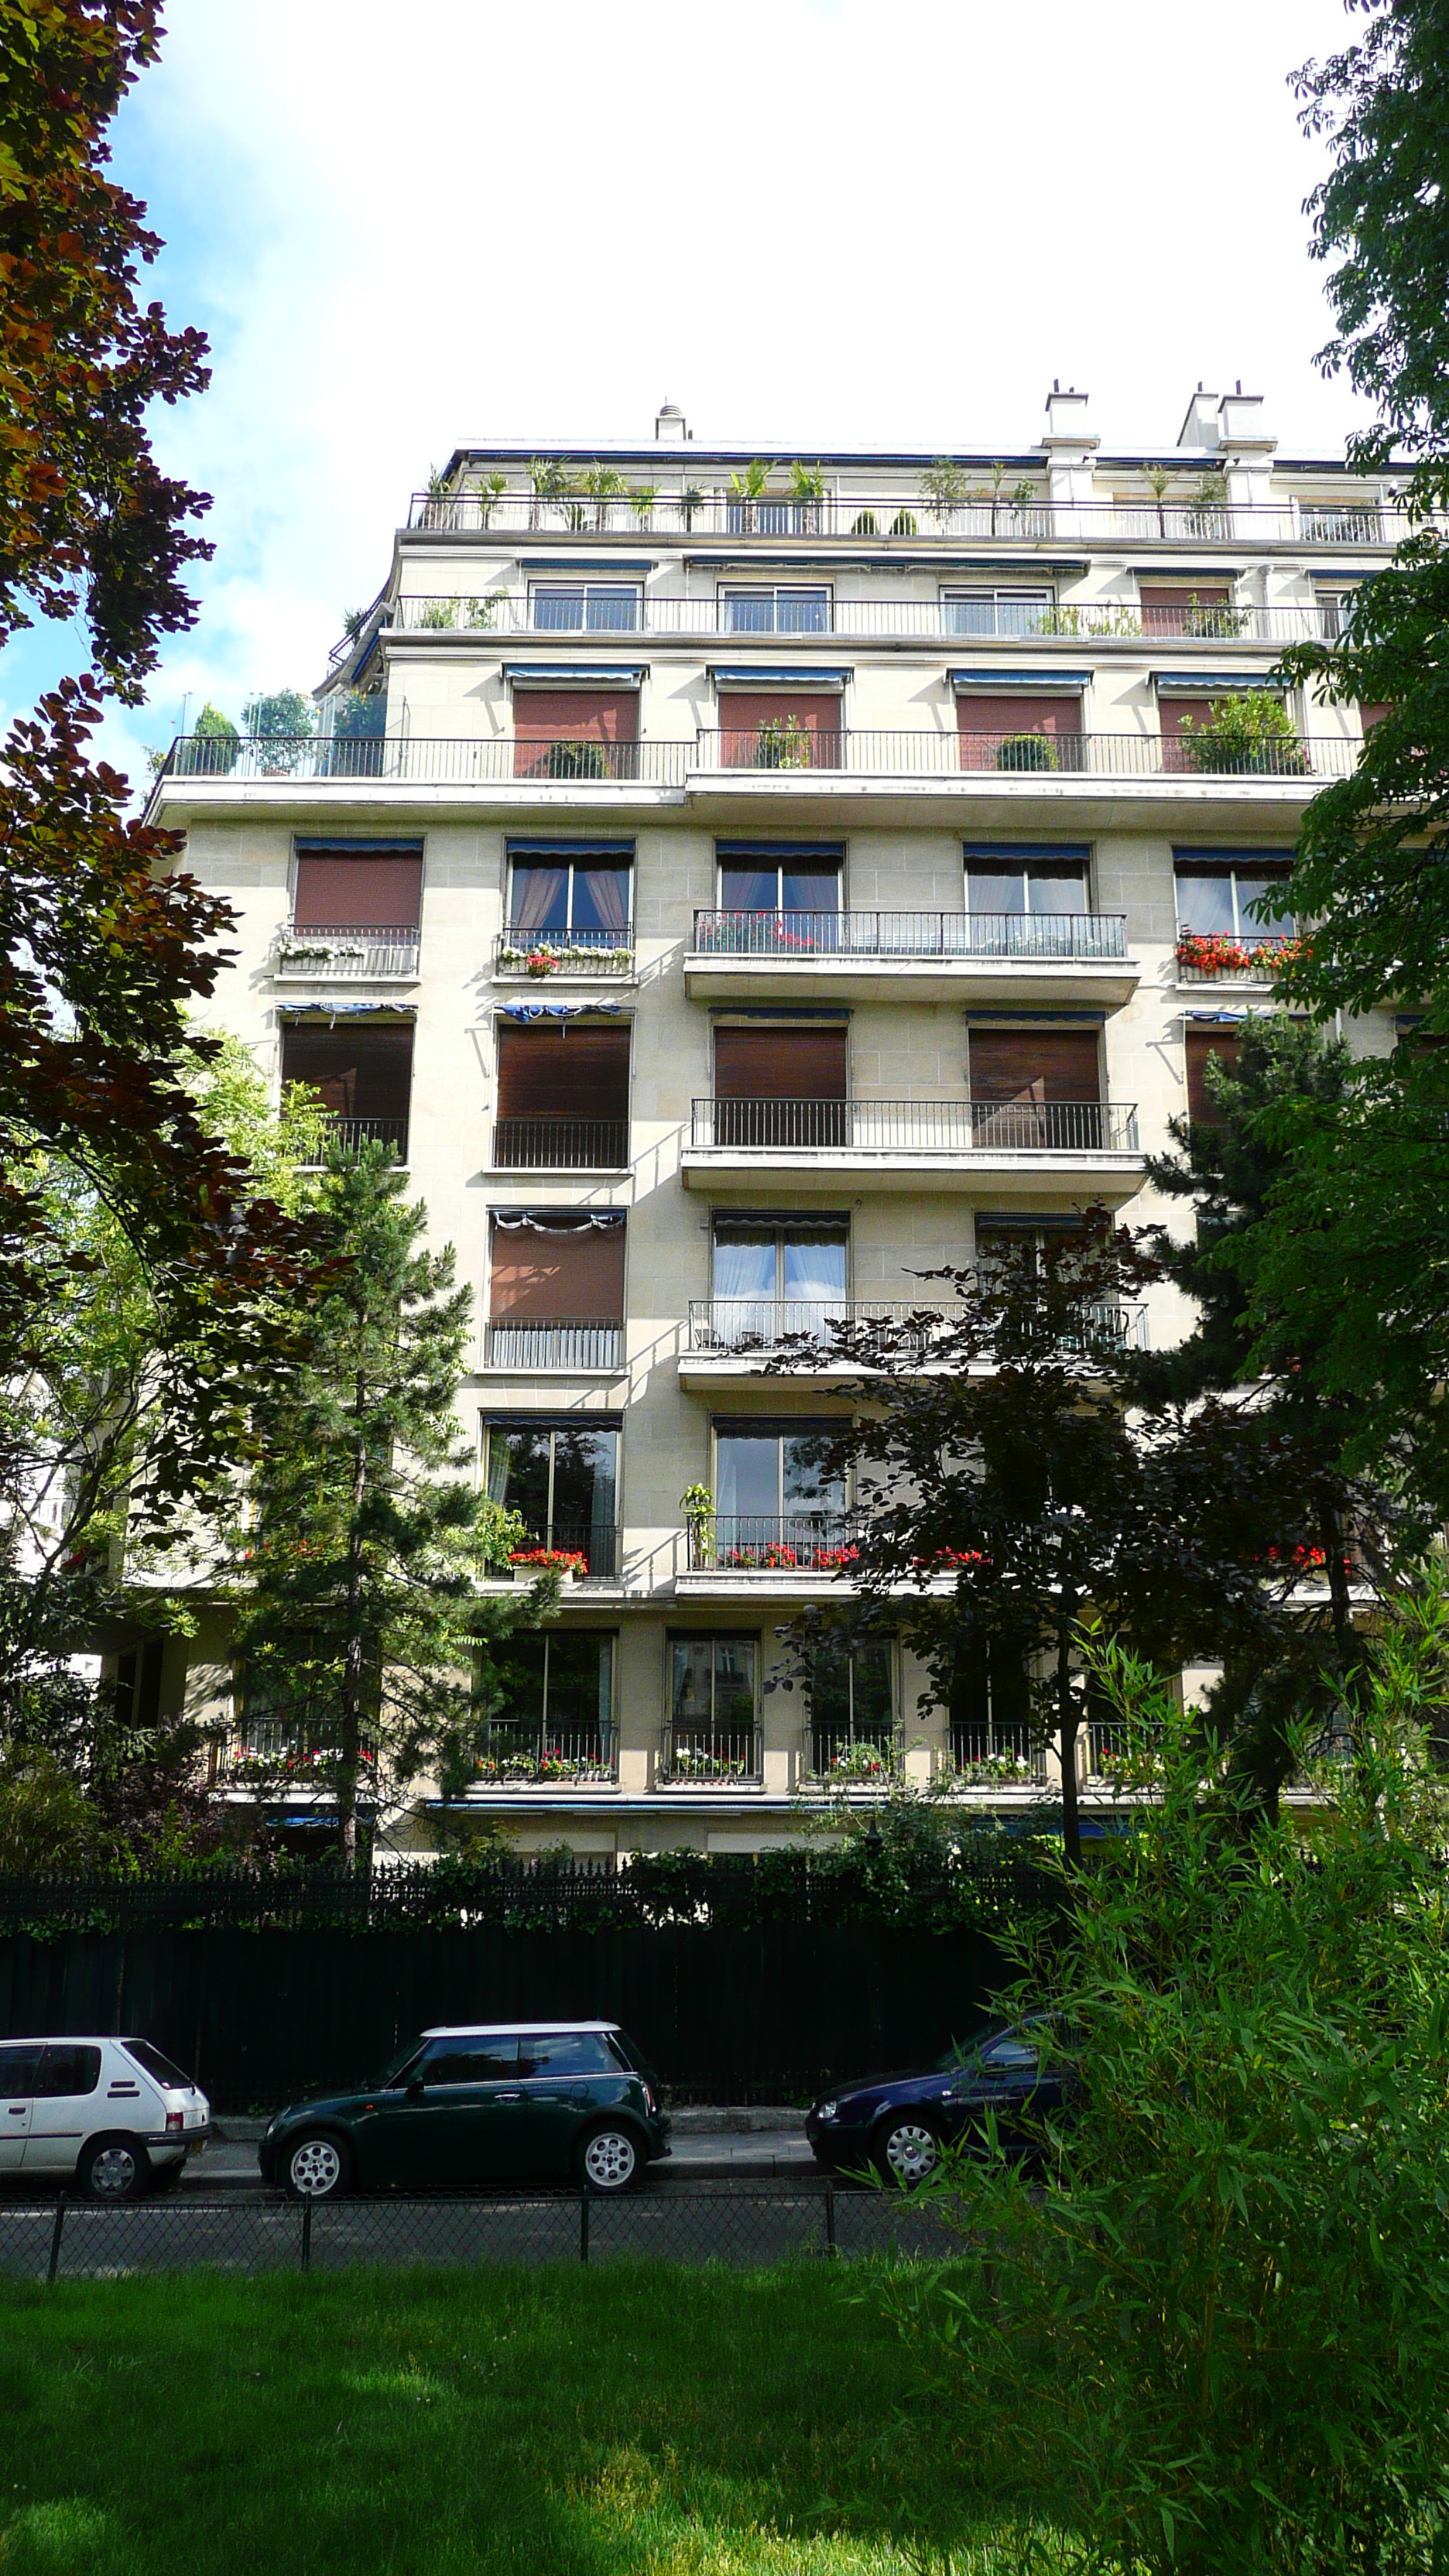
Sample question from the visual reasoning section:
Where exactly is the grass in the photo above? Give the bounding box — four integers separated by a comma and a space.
0, 2262, 1050, 2575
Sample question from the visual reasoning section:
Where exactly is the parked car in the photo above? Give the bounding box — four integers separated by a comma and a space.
0, 2036, 211, 2201
259, 2021, 671, 2199
807, 2022, 1072, 2186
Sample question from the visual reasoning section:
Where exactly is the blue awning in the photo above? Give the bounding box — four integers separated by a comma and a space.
519, 560, 653, 577
950, 669, 1091, 689
709, 666, 851, 687
1153, 670, 1284, 694
503, 664, 646, 685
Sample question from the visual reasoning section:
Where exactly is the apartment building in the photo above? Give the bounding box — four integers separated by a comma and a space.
146, 385, 1402, 1854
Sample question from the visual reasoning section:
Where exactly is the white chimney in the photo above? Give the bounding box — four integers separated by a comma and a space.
1042, 382, 1094, 447
1177, 385, 1221, 450
655, 399, 688, 443
1218, 385, 1274, 454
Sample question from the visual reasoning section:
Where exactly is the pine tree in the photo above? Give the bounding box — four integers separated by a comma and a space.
230, 1145, 547, 1870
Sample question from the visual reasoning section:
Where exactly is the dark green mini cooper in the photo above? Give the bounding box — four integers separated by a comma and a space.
259, 2022, 670, 2198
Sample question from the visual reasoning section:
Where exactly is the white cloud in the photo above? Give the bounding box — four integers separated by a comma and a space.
6, 0, 1372, 781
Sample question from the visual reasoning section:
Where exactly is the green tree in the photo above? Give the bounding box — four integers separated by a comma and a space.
772, 1221, 1283, 1866
231, 1146, 546, 1871
889, 1599, 1449, 2575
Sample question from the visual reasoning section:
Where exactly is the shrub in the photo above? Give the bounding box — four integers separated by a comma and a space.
995, 732, 1057, 772
1180, 690, 1309, 775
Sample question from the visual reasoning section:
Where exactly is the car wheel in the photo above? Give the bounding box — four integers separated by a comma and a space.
283, 2132, 353, 2200
77, 2136, 151, 2204
874, 2115, 941, 2191
576, 2124, 640, 2194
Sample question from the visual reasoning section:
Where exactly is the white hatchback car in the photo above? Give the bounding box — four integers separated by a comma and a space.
0, 2036, 211, 2201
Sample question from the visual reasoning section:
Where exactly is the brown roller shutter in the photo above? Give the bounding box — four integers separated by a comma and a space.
1185, 1028, 1239, 1125
957, 694, 1081, 772
714, 1026, 848, 1099
489, 1224, 625, 1320
968, 1030, 1100, 1103
495, 1023, 631, 1121
293, 851, 423, 929
1160, 693, 1239, 769
1139, 583, 1231, 639
717, 691, 842, 769
279, 1023, 413, 1119
513, 690, 638, 743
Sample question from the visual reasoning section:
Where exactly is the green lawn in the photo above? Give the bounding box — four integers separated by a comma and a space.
0, 2263, 1046, 2575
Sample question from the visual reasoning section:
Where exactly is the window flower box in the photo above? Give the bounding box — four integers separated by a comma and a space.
508, 1547, 588, 1580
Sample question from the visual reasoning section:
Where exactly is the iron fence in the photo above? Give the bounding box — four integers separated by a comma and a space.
406, 492, 1403, 546
947, 1725, 1048, 1786
690, 1098, 1140, 1155
272, 926, 420, 979
391, 592, 1349, 646
482, 1317, 624, 1370
690, 909, 1128, 960
0, 2184, 963, 2282
491, 1116, 629, 1170
807, 1728, 899, 1782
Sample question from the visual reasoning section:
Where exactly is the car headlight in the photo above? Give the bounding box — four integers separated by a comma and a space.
814, 2099, 839, 2123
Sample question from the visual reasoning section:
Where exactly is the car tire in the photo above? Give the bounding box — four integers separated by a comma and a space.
575, 2123, 641, 2194
77, 2135, 151, 2204
873, 2114, 941, 2191
282, 2131, 354, 2200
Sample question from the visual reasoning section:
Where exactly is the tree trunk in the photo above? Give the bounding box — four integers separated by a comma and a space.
337, 1385, 368, 1877
1318, 1492, 1368, 1790
1057, 1598, 1082, 1869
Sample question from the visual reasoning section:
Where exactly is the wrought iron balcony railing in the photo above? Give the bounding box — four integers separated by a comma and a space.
273, 924, 420, 980
690, 909, 1127, 960
807, 1728, 899, 1781
406, 492, 1403, 548
495, 927, 634, 978
392, 592, 1353, 647
945, 1725, 1048, 1786
504, 1523, 622, 1581
482, 1317, 624, 1371
689, 1098, 1140, 1155
688, 1513, 862, 1574
492, 1116, 629, 1171
686, 1297, 1148, 1357
657, 1728, 762, 1784
471, 1728, 617, 1786
156, 735, 694, 787
300, 1113, 409, 1163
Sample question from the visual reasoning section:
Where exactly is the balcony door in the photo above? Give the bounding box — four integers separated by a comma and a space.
1138, 583, 1234, 639
714, 1420, 847, 1564
512, 687, 638, 780
494, 1022, 631, 1169
964, 844, 1089, 956
968, 1028, 1101, 1149
488, 1212, 625, 1369
716, 691, 841, 769
279, 1022, 413, 1157
713, 1025, 848, 1149
957, 694, 1081, 773
485, 1418, 619, 1577
709, 1214, 848, 1348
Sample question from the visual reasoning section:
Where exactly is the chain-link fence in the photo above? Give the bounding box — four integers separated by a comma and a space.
0, 2185, 963, 2283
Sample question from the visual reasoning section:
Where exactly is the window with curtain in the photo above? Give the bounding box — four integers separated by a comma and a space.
485, 1419, 619, 1574
1173, 851, 1293, 940
716, 843, 842, 913
965, 844, 1089, 919
711, 1217, 848, 1339
714, 1422, 847, 1560
506, 844, 632, 939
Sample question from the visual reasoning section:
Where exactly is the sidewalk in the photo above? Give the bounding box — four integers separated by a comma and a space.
189, 2113, 815, 2191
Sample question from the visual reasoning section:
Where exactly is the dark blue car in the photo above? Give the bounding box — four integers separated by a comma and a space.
806, 2023, 1070, 2186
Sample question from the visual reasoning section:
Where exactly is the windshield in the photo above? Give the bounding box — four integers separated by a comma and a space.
374, 2039, 426, 2089
122, 2040, 194, 2092
934, 2023, 998, 2073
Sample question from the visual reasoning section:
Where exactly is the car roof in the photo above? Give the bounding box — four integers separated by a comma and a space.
0, 2036, 124, 2049
419, 2022, 621, 2038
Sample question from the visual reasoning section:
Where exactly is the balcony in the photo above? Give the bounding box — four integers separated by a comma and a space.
688, 1514, 862, 1577
301, 1112, 409, 1164
806, 1726, 899, 1784
685, 907, 1136, 1007
153, 736, 694, 792
392, 592, 1348, 648
1174, 929, 1302, 987
406, 492, 1402, 549
481, 1318, 624, 1372
471, 1727, 617, 1788
491, 1116, 629, 1171
944, 1725, 1047, 1789
693, 730, 1351, 783
272, 924, 420, 982
683, 1098, 1142, 1200
656, 1728, 761, 1786
494, 927, 635, 981
680, 1296, 1147, 1386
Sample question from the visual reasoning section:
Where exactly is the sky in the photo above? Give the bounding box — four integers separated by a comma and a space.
2, 0, 1374, 788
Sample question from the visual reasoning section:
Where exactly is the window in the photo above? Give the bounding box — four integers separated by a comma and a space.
712, 1023, 848, 1149
712, 1214, 848, 1305
529, 583, 640, 633
721, 587, 831, 635
950, 1641, 1033, 1773
965, 844, 1088, 919
36, 2046, 101, 2098
293, 838, 423, 932
486, 1632, 615, 1773
1314, 586, 1355, 640
493, 1021, 630, 1170
809, 1639, 894, 1773
716, 842, 842, 914
488, 1212, 625, 1368
0, 2047, 42, 2098
512, 687, 639, 780
279, 1022, 413, 1156
517, 2032, 622, 2076
122, 2041, 193, 2091
1173, 851, 1293, 941
956, 691, 1082, 773
505, 842, 632, 944
417, 2037, 518, 2084
1184, 1026, 1239, 1125
968, 1029, 1101, 1104
975, 1214, 1094, 1273
714, 1419, 847, 1561
485, 1417, 619, 1574
716, 691, 842, 769
667, 1636, 759, 1774
942, 587, 1053, 639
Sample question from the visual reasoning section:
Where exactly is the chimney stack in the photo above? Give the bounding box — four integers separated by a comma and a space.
655, 399, 688, 443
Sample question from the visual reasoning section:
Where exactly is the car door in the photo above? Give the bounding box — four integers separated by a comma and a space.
513, 2031, 622, 2177
0, 2044, 40, 2170
371, 2038, 521, 2187
961, 2029, 1047, 2152
23, 2044, 104, 2174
